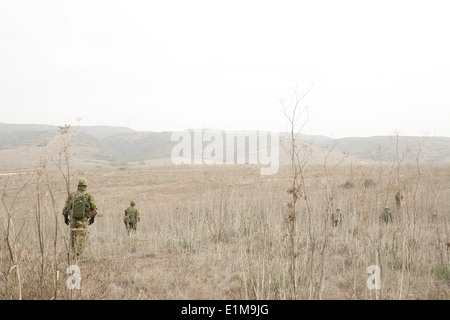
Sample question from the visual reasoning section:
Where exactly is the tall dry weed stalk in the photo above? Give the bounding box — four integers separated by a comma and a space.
0, 173, 34, 299
281, 86, 313, 299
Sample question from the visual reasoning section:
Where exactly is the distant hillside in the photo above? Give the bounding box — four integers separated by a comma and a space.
0, 123, 133, 140
0, 123, 57, 133
0, 130, 58, 149
310, 135, 450, 163
102, 131, 173, 162
1, 123, 450, 171
77, 126, 135, 140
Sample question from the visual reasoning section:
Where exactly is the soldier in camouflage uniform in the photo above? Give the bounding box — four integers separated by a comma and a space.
380, 207, 393, 224
124, 200, 140, 234
62, 178, 98, 255
395, 191, 403, 209
331, 208, 342, 227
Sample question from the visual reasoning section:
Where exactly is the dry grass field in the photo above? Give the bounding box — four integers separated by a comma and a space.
1, 161, 449, 300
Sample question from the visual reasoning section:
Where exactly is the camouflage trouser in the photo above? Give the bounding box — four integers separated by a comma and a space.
331, 214, 341, 227
71, 218, 88, 255
125, 221, 137, 233
380, 213, 392, 224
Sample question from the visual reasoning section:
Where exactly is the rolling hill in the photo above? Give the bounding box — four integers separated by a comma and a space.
1, 123, 449, 171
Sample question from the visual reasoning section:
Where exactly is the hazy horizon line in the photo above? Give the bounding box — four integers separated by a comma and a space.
1, 121, 449, 140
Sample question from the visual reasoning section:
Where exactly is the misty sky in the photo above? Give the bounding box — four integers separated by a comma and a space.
1, 0, 449, 138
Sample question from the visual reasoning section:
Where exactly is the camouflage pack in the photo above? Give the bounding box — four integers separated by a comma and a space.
73, 191, 89, 218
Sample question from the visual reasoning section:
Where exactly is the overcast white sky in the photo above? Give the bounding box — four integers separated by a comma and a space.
1, 0, 449, 138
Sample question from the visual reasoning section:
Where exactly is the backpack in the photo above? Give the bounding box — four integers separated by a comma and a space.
124, 207, 137, 223
72, 191, 89, 218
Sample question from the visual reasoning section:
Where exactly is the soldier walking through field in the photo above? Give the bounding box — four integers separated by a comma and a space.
124, 200, 140, 234
395, 191, 403, 209
62, 178, 98, 256
331, 208, 342, 227
380, 207, 393, 224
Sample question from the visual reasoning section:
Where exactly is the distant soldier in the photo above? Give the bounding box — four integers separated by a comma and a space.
62, 178, 98, 256
331, 208, 342, 227
124, 200, 140, 234
395, 192, 403, 209
380, 207, 393, 224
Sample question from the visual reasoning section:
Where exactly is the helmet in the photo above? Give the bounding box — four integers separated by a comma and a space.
130, 200, 136, 205
78, 178, 87, 186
